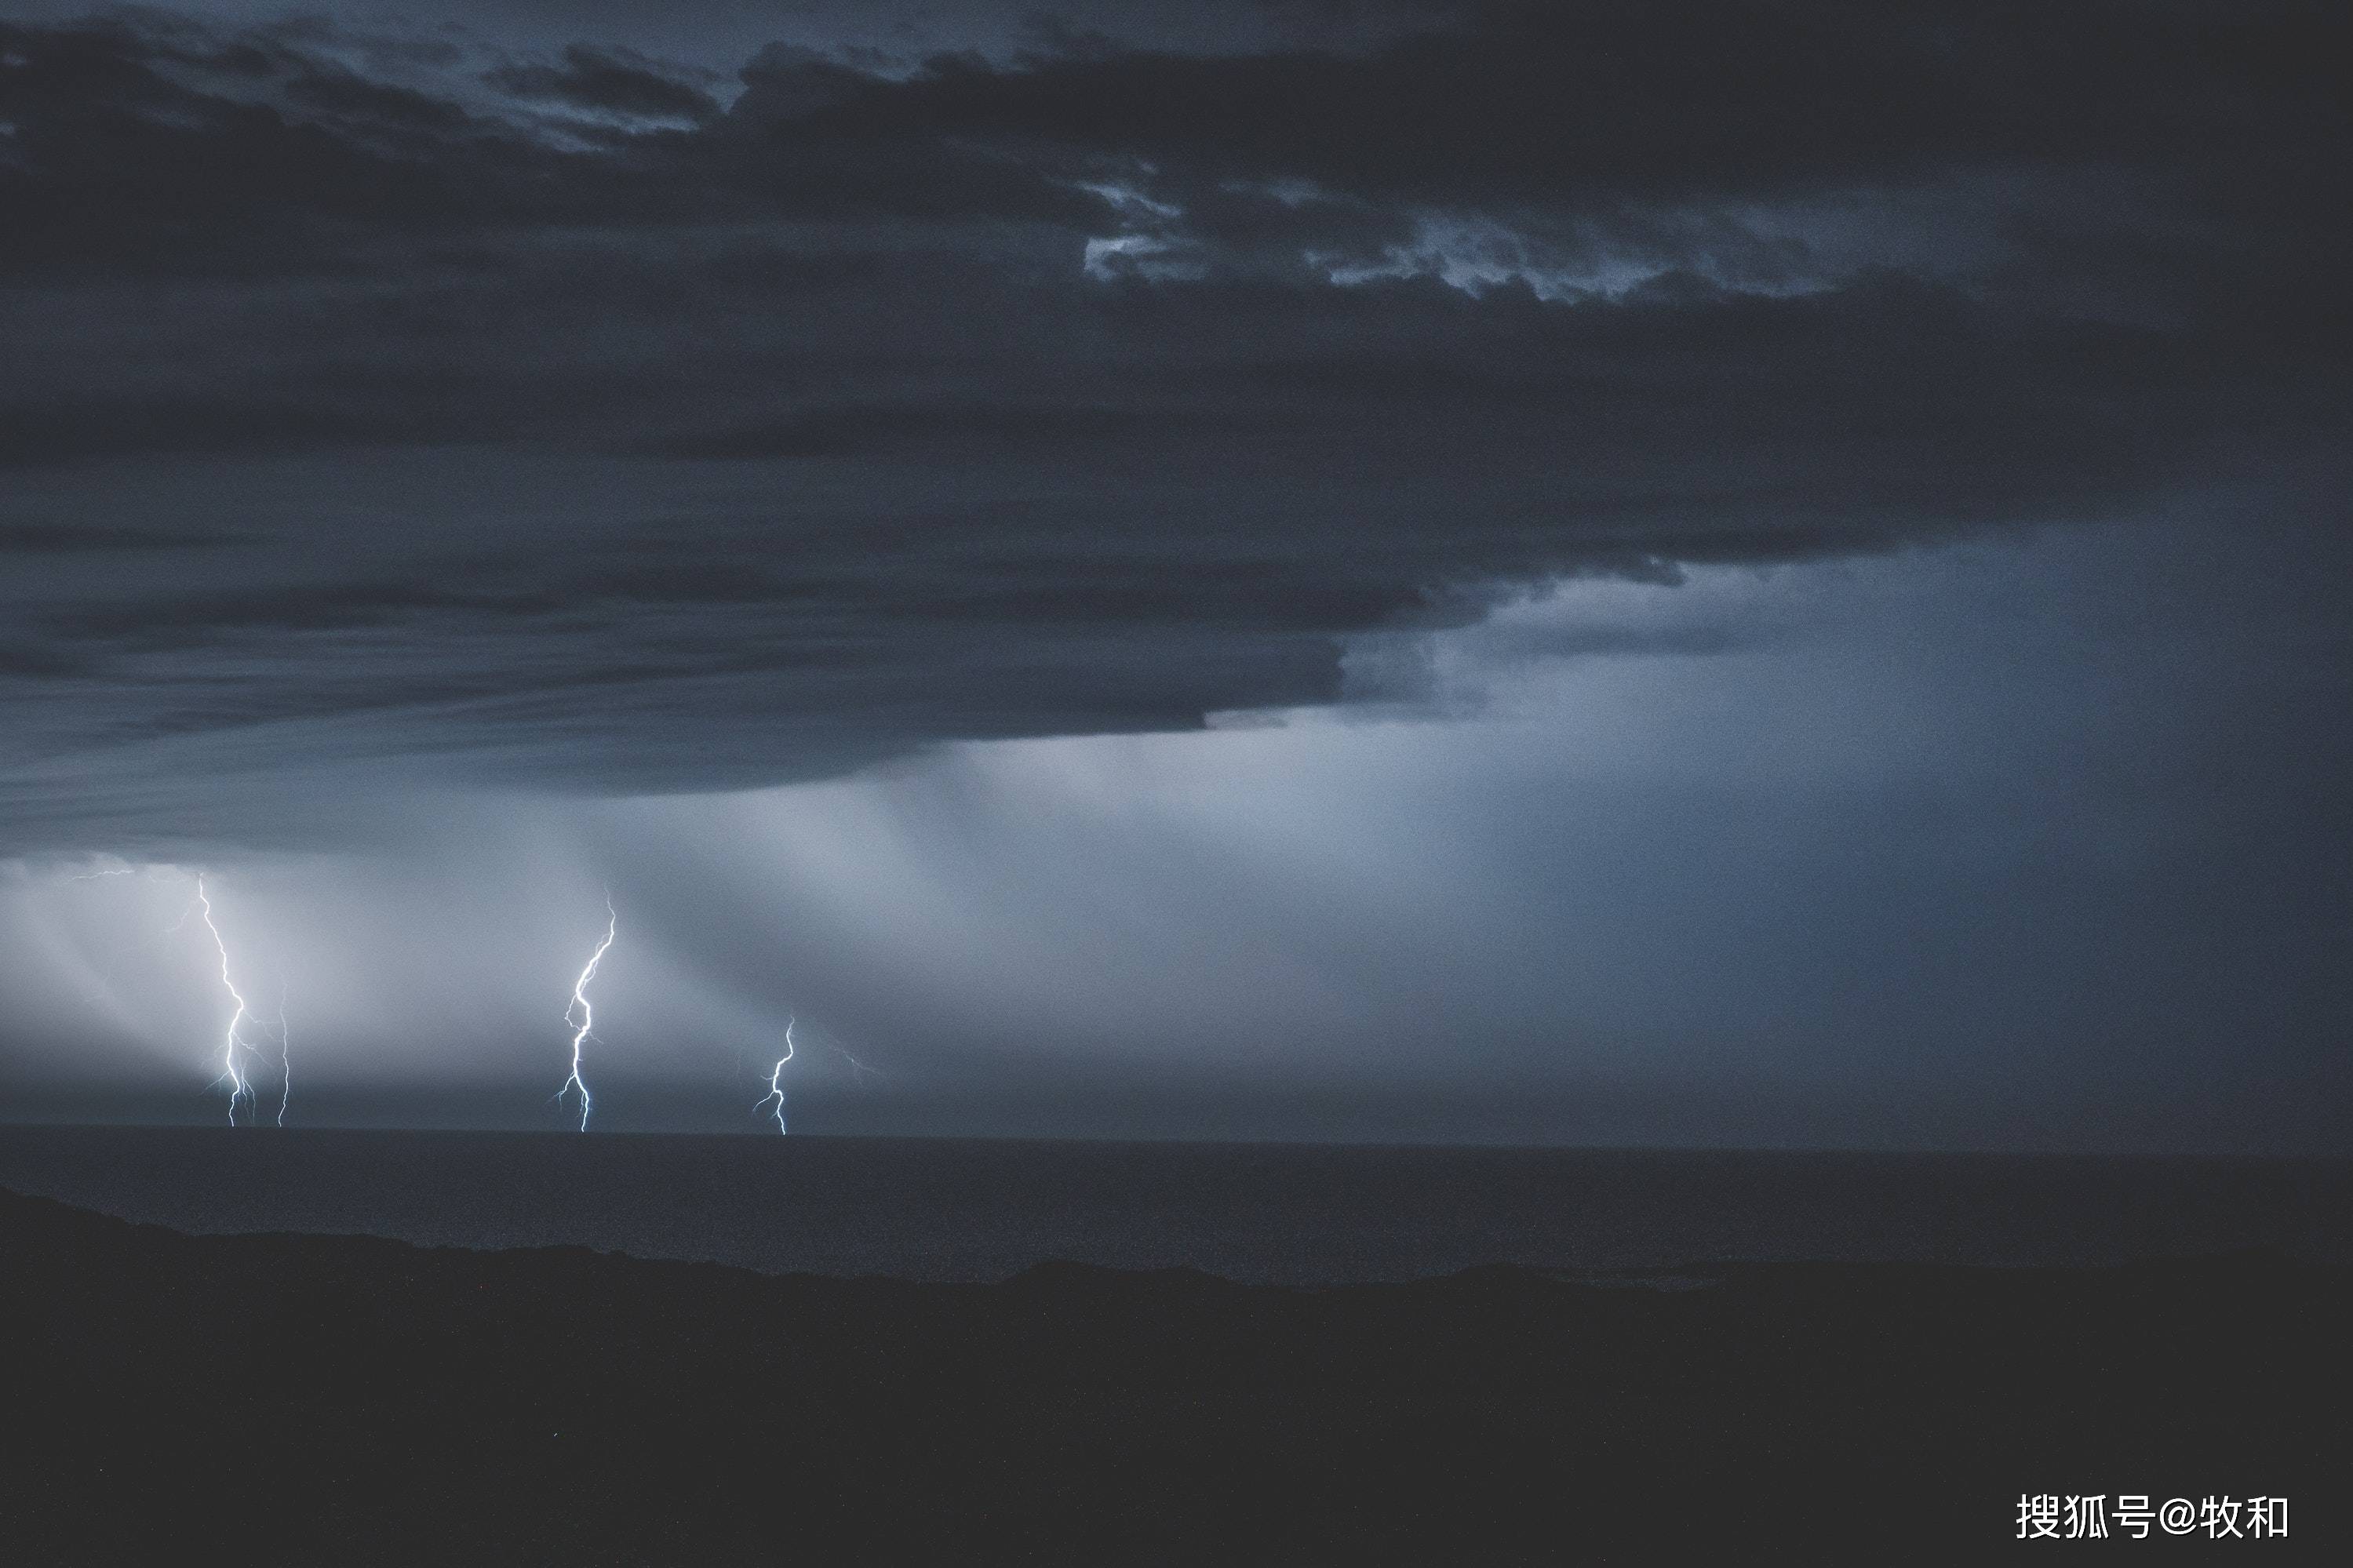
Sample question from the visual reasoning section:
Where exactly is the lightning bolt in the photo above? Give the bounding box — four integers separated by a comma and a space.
273, 985, 293, 1129
555, 895, 617, 1132
828, 1042, 885, 1083
756, 1016, 796, 1134
191, 875, 264, 1126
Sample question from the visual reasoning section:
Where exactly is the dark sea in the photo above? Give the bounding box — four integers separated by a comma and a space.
2, 1126, 2346, 1284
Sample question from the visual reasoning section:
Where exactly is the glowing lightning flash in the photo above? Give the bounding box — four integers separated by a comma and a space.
556, 897, 617, 1131
273, 985, 293, 1129
756, 1017, 796, 1134
192, 875, 264, 1126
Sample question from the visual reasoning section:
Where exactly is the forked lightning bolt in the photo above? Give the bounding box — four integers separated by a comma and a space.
273, 986, 293, 1129
556, 896, 617, 1131
756, 1017, 796, 1134
192, 875, 265, 1126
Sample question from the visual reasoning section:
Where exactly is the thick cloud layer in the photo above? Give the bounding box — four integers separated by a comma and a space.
3, 521, 2344, 1148
1, 4, 2345, 1147
2, 1, 2344, 853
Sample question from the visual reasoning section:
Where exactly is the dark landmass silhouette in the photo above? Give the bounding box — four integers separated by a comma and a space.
4, 1185, 2343, 1563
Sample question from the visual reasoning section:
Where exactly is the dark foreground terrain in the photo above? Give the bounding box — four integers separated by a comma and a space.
2, 1187, 2342, 1563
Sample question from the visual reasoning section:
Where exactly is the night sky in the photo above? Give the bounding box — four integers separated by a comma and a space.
1, 1, 2345, 1148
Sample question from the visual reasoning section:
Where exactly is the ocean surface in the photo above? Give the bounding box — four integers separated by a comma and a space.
2, 1126, 2347, 1284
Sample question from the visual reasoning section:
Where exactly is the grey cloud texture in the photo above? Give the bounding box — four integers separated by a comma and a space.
1, 2, 2344, 855
4, 524, 2343, 1148
0, 3, 2345, 1148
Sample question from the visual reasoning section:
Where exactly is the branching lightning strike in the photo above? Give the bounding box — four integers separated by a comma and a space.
191, 875, 268, 1126
555, 895, 617, 1131
756, 1017, 796, 1134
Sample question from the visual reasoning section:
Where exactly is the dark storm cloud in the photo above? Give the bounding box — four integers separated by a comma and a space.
0, 1, 2345, 850
0, 518, 235, 551
900, 3, 2344, 209
480, 45, 719, 122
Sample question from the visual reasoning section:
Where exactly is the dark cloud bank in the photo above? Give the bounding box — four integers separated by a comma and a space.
1, 0, 2341, 833
0, 2, 2345, 1145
